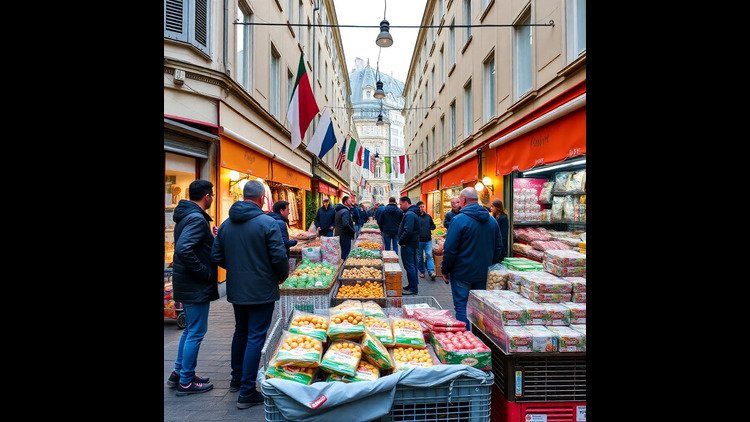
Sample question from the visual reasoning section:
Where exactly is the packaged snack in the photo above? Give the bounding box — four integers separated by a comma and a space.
421, 314, 466, 330
562, 196, 575, 221
543, 250, 587, 267
328, 301, 365, 341
274, 331, 323, 368
391, 318, 427, 348
562, 302, 586, 324
319, 340, 362, 377
543, 260, 586, 277
570, 324, 586, 334
539, 303, 572, 325
402, 303, 433, 318
547, 326, 586, 352
327, 361, 381, 382
363, 315, 395, 346
360, 329, 394, 370
411, 308, 453, 322
430, 331, 491, 370
320, 235, 341, 265
539, 182, 554, 204
487, 263, 511, 290
562, 277, 586, 293
508, 297, 551, 325
390, 345, 438, 371
288, 310, 329, 342
554, 172, 572, 192
571, 292, 586, 303
266, 365, 318, 385
551, 197, 564, 221
362, 301, 386, 318
520, 275, 573, 294
520, 287, 572, 304
524, 325, 558, 352
568, 170, 586, 192
301, 246, 322, 263
496, 326, 534, 353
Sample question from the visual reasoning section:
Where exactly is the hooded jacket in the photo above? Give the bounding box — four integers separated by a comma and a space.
211, 201, 289, 305
441, 202, 502, 283
358, 208, 369, 225
417, 211, 436, 242
443, 209, 461, 230
171, 200, 219, 303
267, 211, 298, 258
351, 206, 361, 226
334, 203, 355, 240
314, 204, 336, 233
377, 203, 403, 236
397, 204, 421, 248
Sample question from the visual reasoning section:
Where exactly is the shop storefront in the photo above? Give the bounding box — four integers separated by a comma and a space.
164, 117, 218, 270
314, 179, 338, 204
407, 186, 421, 203
439, 156, 478, 220
421, 177, 439, 220
489, 94, 586, 262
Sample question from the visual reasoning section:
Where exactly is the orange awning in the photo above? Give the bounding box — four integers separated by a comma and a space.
421, 176, 438, 193
441, 157, 478, 188
272, 161, 312, 190
220, 136, 270, 179
495, 108, 585, 176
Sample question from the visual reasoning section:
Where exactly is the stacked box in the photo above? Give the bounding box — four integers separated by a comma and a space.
571, 292, 586, 303
543, 250, 586, 278
382, 250, 399, 263
539, 303, 572, 325
562, 277, 586, 293
506, 297, 551, 325
486, 325, 558, 354
547, 326, 586, 352
520, 287, 572, 303
384, 262, 402, 297
430, 332, 492, 370
562, 302, 586, 324
543, 260, 586, 277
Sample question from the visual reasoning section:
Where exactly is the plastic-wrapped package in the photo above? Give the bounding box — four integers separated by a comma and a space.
274, 331, 323, 368
411, 308, 453, 321
562, 302, 586, 324
520, 286, 572, 303
543, 260, 586, 277
390, 345, 439, 371
326, 361, 380, 382
328, 301, 365, 341
554, 172, 572, 192
507, 296, 551, 325
494, 326, 534, 353
562, 277, 586, 293
320, 340, 363, 377
551, 197, 564, 221
562, 196, 575, 221
519, 273, 572, 293
570, 324, 586, 334
363, 316, 394, 346
540, 303, 572, 325
539, 181, 554, 204
571, 292, 586, 303
391, 318, 427, 348
524, 325, 558, 352
547, 326, 586, 352
288, 310, 329, 342
430, 331, 491, 370
301, 246, 322, 263
487, 263, 511, 290
568, 170, 586, 192
544, 250, 587, 267
320, 236, 341, 265
401, 303, 434, 318
266, 365, 318, 385
362, 301, 386, 318
360, 329, 394, 370
527, 249, 546, 261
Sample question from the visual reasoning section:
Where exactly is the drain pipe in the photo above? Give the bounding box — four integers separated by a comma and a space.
223, 0, 229, 74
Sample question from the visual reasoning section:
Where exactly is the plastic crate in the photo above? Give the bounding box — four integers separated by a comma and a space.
472, 324, 586, 403
277, 288, 335, 322
262, 373, 493, 421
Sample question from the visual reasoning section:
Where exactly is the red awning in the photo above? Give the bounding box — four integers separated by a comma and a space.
441, 157, 478, 188
495, 108, 585, 176
316, 180, 337, 196
421, 176, 438, 193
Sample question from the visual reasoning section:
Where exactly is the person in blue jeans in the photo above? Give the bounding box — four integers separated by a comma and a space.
398, 196, 421, 295
168, 180, 219, 396
378, 197, 403, 253
441, 188, 503, 328
415, 201, 437, 280
212, 180, 290, 409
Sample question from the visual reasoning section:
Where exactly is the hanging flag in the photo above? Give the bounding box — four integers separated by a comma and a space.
347, 135, 358, 162
360, 176, 365, 188
370, 155, 376, 174
335, 138, 347, 170
363, 148, 370, 169
306, 109, 337, 158
356, 145, 364, 166
399, 155, 409, 174
384, 156, 392, 174
287, 54, 320, 150
393, 156, 400, 175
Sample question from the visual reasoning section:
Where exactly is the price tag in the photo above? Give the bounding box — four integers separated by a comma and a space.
514, 370, 523, 396
576, 405, 586, 421
526, 415, 547, 422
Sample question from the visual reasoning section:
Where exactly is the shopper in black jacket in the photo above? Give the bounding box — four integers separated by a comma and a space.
267, 200, 298, 259
313, 198, 336, 237
334, 196, 356, 259
378, 197, 403, 253
398, 197, 421, 295
415, 201, 437, 280
169, 179, 218, 396
211, 180, 289, 408
491, 199, 509, 262
443, 197, 462, 230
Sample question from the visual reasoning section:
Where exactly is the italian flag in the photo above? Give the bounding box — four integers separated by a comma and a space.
287, 54, 320, 150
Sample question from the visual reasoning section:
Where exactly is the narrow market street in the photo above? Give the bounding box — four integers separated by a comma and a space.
164, 258, 455, 421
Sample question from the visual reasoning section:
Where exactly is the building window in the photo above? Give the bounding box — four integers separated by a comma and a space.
164, 0, 211, 55
308, 19, 312, 55
450, 101, 456, 148
298, 0, 304, 45
464, 80, 472, 136
439, 45, 445, 84
431, 126, 436, 163
430, 17, 435, 45
425, 136, 429, 167
235, 3, 252, 91
483, 52, 496, 121
439, 0, 444, 18
449, 19, 456, 66
567, 0, 586, 61
287, 68, 294, 103
324, 62, 328, 93
431, 67, 436, 101
425, 79, 429, 106
317, 44, 321, 80
463, 0, 472, 43
288, 0, 294, 23
270, 46, 280, 117
440, 115, 446, 157
514, 9, 533, 98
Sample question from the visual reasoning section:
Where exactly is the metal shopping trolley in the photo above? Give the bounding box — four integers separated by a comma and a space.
164, 269, 186, 329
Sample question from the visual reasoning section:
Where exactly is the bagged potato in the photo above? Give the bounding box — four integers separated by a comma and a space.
391, 318, 427, 348
364, 316, 395, 346
320, 340, 362, 377
390, 345, 438, 371
288, 310, 329, 342
328, 301, 366, 341
362, 301, 386, 318
274, 331, 323, 368
265, 365, 318, 385
360, 329, 394, 370
325, 361, 380, 382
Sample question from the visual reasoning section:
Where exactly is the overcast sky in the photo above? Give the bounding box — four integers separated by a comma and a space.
333, 0, 428, 84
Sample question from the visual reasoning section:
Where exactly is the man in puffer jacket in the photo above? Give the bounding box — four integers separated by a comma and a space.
415, 201, 437, 280
211, 180, 289, 409
398, 197, 421, 295
334, 196, 356, 259
267, 200, 298, 259
169, 180, 219, 396
441, 187, 503, 328
378, 197, 403, 253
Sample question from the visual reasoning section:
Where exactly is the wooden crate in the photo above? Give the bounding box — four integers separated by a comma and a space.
384, 262, 402, 297
382, 250, 399, 263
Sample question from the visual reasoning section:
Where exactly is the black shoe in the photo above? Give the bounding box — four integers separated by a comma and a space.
237, 391, 265, 409
167, 371, 211, 388
429, 272, 436, 281
402, 289, 417, 295
176, 381, 214, 396
229, 379, 241, 392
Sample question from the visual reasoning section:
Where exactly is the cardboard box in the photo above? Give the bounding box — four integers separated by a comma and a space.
433, 254, 443, 276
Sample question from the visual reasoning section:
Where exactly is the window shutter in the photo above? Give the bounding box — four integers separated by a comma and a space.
189, 0, 210, 55
164, 0, 188, 42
